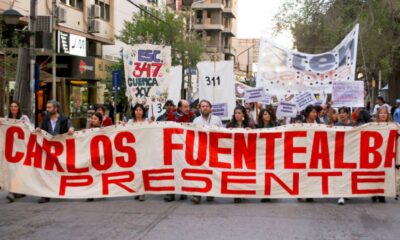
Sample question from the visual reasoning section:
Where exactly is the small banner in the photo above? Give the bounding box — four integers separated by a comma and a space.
256, 24, 359, 97
198, 61, 236, 120
0, 119, 398, 199
244, 87, 266, 103
123, 44, 172, 108
295, 91, 317, 111
276, 101, 298, 118
332, 81, 364, 108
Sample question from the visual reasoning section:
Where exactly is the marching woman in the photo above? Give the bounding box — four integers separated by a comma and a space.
86, 112, 103, 202
335, 107, 353, 205
226, 105, 254, 203
5, 101, 31, 203
128, 103, 153, 201
373, 106, 393, 203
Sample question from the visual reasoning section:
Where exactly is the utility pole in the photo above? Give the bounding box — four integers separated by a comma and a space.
52, 0, 57, 100
30, 0, 37, 124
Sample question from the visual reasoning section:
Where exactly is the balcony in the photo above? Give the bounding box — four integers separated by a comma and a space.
206, 45, 220, 53
223, 6, 236, 18
192, 1, 224, 10
223, 45, 236, 56
194, 18, 224, 31
222, 26, 236, 36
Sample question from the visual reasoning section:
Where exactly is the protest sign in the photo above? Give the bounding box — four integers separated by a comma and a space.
260, 94, 272, 105
123, 44, 171, 108
244, 87, 266, 103
295, 91, 317, 111
256, 24, 359, 97
276, 101, 298, 118
198, 61, 236, 120
0, 119, 397, 199
212, 103, 228, 118
332, 81, 364, 107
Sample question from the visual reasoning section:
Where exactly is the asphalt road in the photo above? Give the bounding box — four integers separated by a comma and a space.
0, 192, 399, 240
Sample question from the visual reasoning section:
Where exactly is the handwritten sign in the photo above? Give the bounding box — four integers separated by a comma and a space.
244, 87, 266, 103
295, 91, 317, 111
276, 101, 298, 118
332, 81, 364, 107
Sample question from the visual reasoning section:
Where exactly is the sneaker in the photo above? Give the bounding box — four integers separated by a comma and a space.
372, 196, 377, 202
261, 198, 270, 203
38, 197, 50, 204
337, 198, 345, 205
180, 195, 187, 200
6, 193, 15, 203
378, 197, 386, 203
206, 196, 214, 202
164, 194, 175, 202
190, 196, 201, 204
306, 198, 314, 202
138, 195, 145, 202
14, 194, 26, 199
233, 198, 242, 203
86, 198, 94, 202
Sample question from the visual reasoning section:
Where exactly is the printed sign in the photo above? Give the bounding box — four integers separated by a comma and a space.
212, 103, 228, 118
332, 81, 364, 107
244, 87, 266, 103
295, 91, 317, 111
276, 101, 298, 118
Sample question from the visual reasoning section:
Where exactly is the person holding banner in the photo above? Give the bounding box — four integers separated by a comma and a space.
36, 100, 74, 204
164, 100, 194, 202
303, 105, 320, 124
85, 112, 103, 202
372, 96, 391, 119
94, 105, 113, 127
227, 106, 254, 203
190, 100, 223, 204
5, 101, 30, 203
127, 103, 153, 125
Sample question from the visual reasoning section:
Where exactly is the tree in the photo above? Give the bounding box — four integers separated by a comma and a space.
274, 0, 400, 103
117, 8, 204, 69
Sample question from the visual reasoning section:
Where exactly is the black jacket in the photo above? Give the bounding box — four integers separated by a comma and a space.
41, 114, 71, 135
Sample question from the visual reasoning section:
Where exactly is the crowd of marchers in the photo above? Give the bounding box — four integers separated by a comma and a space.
3, 95, 400, 205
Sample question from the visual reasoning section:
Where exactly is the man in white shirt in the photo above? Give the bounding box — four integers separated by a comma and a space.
191, 100, 222, 204
193, 100, 223, 127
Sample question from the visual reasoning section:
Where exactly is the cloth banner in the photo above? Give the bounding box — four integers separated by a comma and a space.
123, 44, 172, 110
198, 61, 236, 120
256, 24, 359, 97
0, 119, 398, 199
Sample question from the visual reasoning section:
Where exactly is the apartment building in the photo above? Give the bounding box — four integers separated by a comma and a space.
233, 38, 260, 78
1, 0, 116, 128
168, 0, 237, 61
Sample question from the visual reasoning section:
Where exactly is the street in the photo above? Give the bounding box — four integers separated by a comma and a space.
0, 192, 399, 240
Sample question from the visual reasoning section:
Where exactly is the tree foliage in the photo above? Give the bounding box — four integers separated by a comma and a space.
274, 0, 400, 97
117, 8, 204, 68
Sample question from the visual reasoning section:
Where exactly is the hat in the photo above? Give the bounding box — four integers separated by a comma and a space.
396, 99, 400, 104
163, 99, 175, 108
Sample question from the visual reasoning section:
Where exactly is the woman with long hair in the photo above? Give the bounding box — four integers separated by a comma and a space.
257, 108, 277, 128
5, 101, 30, 202
226, 106, 254, 203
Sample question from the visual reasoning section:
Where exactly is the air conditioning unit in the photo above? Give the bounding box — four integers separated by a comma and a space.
88, 19, 100, 33
57, 7, 67, 23
90, 4, 101, 19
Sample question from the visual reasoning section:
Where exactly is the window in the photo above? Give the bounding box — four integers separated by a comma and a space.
95, 0, 111, 22
60, 0, 83, 11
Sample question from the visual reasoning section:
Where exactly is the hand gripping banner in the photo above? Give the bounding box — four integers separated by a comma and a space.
256, 24, 359, 97
0, 118, 398, 199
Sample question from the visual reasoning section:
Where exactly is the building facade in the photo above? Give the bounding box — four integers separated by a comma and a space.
232, 38, 259, 80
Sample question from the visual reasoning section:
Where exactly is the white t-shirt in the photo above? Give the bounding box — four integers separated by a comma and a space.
372, 103, 391, 116
193, 114, 223, 127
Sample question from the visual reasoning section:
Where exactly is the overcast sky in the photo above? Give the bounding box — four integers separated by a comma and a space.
237, 0, 293, 49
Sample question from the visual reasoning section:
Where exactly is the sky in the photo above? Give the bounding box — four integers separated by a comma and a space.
237, 0, 293, 49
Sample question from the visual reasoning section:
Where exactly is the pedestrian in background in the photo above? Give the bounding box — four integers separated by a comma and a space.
35, 100, 74, 203
156, 100, 175, 121
95, 105, 113, 127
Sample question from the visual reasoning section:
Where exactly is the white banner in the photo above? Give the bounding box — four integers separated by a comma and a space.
166, 66, 183, 105
276, 101, 298, 118
123, 44, 172, 108
198, 61, 236, 120
332, 81, 364, 108
0, 119, 398, 199
256, 24, 359, 97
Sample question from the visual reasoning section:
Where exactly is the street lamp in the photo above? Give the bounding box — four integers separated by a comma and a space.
2, 8, 23, 26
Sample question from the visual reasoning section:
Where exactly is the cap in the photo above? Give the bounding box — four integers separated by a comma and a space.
163, 100, 175, 109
